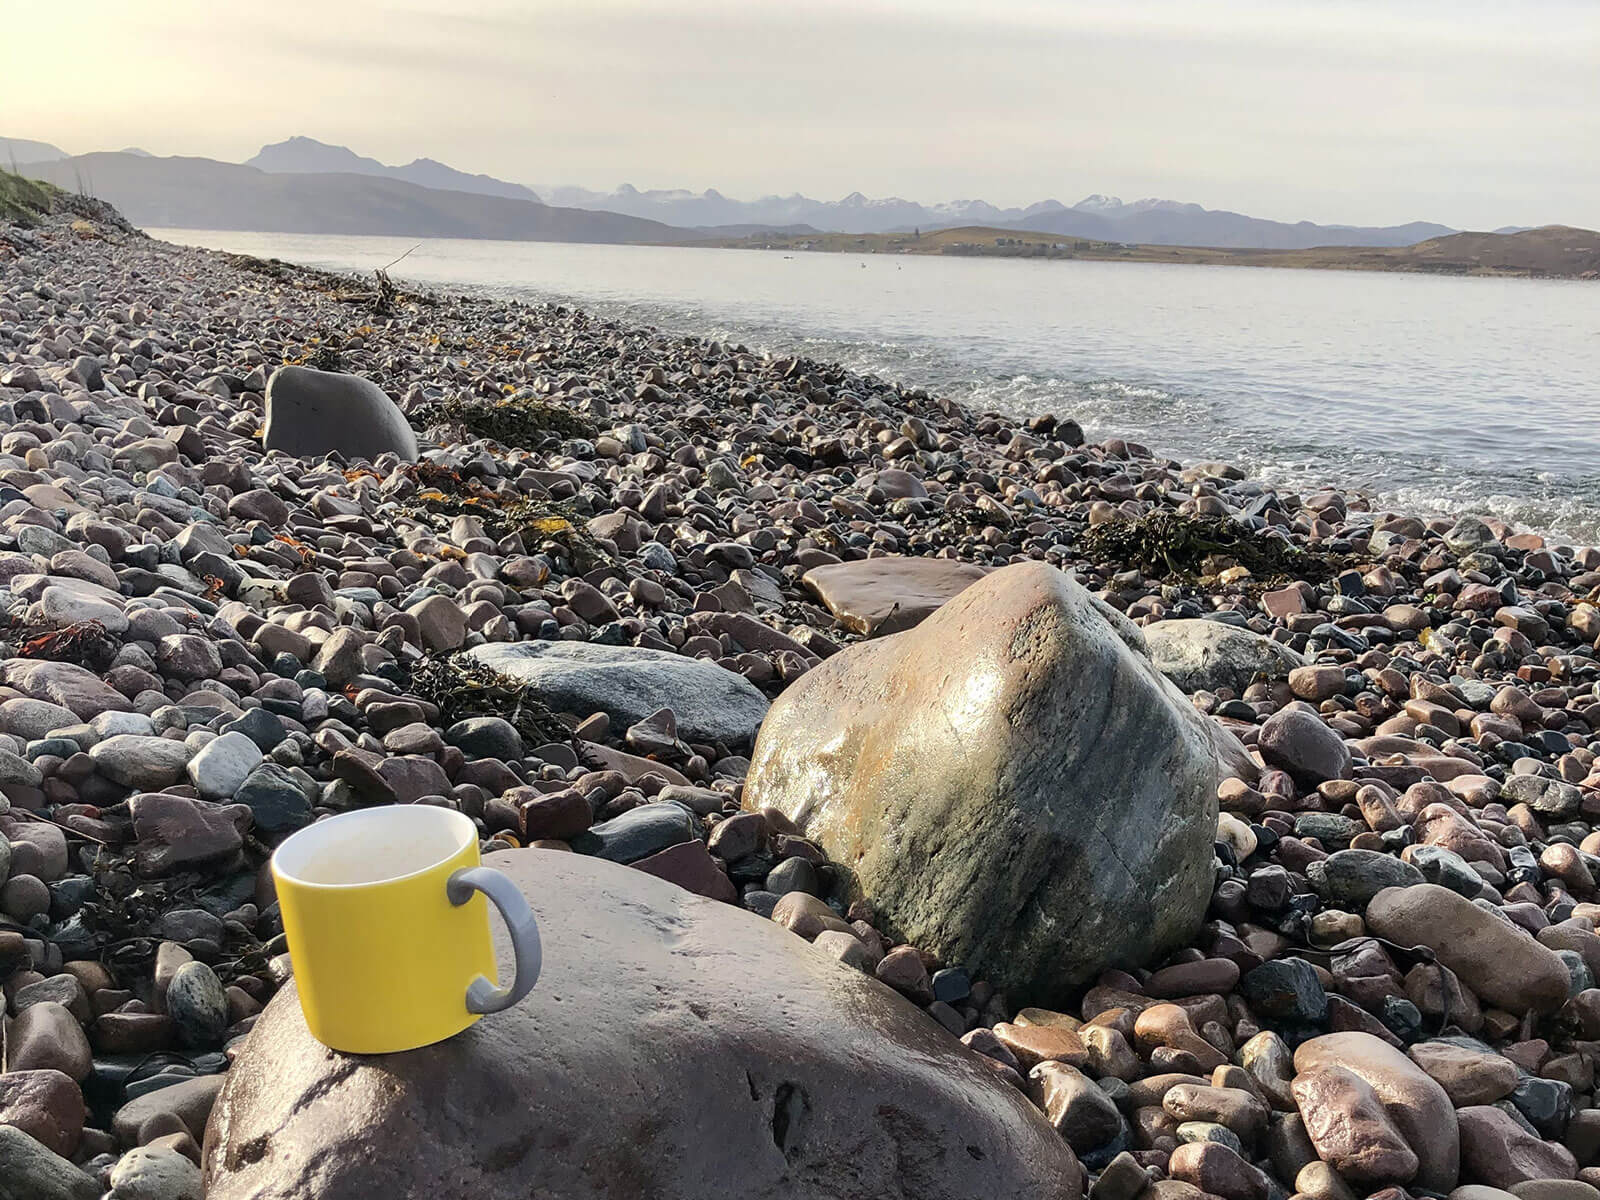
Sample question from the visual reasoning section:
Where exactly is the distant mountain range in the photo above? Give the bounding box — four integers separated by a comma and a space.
531, 183, 1453, 247
246, 136, 544, 205
988, 198, 1454, 250
2, 137, 68, 165
163, 136, 1466, 248
5, 133, 1538, 250
533, 182, 1059, 237
9, 152, 705, 244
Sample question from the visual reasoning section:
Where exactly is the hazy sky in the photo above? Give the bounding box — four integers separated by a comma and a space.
7, 0, 1597, 229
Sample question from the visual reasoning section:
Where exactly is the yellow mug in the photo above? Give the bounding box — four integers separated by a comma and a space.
270, 805, 541, 1053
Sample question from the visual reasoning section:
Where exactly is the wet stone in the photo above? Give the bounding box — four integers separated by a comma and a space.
1308, 850, 1426, 909
166, 960, 230, 1048
579, 802, 698, 864
233, 763, 311, 832
1241, 958, 1328, 1028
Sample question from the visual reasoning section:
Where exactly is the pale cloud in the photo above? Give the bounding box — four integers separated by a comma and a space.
4, 0, 1596, 229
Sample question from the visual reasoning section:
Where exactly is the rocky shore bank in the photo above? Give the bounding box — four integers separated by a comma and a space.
5, 202, 1600, 1199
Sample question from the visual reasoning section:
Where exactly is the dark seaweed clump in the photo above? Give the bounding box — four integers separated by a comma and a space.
411, 395, 600, 445
1081, 511, 1341, 583
408, 655, 567, 748
395, 462, 610, 572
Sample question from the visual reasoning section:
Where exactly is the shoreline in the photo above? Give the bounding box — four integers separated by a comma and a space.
669, 222, 1600, 281
149, 223, 1600, 550
5, 204, 1600, 1194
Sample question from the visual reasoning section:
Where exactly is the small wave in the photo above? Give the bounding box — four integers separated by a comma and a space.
1384, 484, 1600, 545
491, 287, 1600, 546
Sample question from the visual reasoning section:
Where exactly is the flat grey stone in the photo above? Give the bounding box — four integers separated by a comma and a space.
464, 641, 769, 746
1143, 617, 1305, 694
88, 735, 194, 790
185, 731, 264, 800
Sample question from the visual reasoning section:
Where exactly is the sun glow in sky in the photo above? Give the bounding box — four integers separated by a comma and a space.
5, 0, 1597, 229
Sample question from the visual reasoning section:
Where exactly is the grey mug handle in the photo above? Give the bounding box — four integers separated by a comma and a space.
446, 866, 542, 1015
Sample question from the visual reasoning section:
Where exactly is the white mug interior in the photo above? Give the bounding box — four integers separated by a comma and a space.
272, 806, 477, 888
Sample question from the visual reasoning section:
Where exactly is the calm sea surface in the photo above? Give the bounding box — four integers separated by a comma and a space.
154, 229, 1600, 543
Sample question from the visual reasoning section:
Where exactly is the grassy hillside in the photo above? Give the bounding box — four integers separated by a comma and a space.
689, 224, 1600, 279
0, 169, 63, 225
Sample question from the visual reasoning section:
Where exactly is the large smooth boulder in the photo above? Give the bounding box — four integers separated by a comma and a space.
203, 850, 1081, 1200
464, 641, 769, 746
745, 562, 1221, 1001
801, 556, 990, 637
1294, 1032, 1458, 1191
1366, 884, 1571, 1016
262, 365, 418, 463
1142, 618, 1305, 694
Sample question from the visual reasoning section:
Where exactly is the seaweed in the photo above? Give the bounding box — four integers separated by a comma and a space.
408, 655, 567, 749
60, 853, 267, 988
223, 252, 289, 280
305, 344, 343, 371
500, 499, 611, 573
1081, 510, 1340, 583
410, 394, 599, 446
10, 619, 120, 673
395, 464, 610, 572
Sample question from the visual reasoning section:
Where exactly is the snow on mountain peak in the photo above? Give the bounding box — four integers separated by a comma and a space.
1073, 194, 1125, 212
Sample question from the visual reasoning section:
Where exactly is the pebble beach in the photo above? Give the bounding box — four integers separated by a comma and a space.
5, 198, 1600, 1199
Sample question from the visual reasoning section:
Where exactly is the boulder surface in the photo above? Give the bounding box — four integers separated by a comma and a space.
1293, 1032, 1459, 1192
745, 562, 1221, 1000
262, 365, 418, 462
202, 849, 1081, 1200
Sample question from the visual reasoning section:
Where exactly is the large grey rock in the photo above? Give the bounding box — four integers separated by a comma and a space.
0, 659, 131, 720
1142, 618, 1305, 694
745, 562, 1221, 1001
464, 641, 769, 746
262, 365, 418, 463
202, 850, 1081, 1200
185, 731, 263, 800
0, 1125, 98, 1200
581, 800, 698, 863
1307, 850, 1425, 909
33, 584, 127, 633
0, 698, 81, 741
1500, 774, 1582, 818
